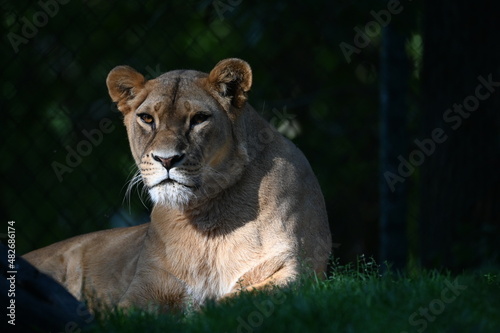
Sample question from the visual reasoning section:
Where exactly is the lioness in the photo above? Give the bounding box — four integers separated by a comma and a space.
24, 58, 332, 311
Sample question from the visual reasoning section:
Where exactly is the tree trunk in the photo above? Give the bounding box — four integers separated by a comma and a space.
379, 25, 409, 270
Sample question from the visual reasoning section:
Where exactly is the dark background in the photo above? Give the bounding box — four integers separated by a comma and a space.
1, 0, 499, 272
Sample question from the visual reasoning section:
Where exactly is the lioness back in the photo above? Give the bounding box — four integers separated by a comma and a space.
24, 225, 149, 305
24, 58, 331, 311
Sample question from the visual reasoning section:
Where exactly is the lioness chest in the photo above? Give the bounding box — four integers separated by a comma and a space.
140, 217, 275, 306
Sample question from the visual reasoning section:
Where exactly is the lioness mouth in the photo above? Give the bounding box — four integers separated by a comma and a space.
154, 179, 176, 187
153, 178, 192, 189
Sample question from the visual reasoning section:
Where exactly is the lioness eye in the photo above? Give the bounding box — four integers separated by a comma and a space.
190, 113, 210, 128
138, 113, 154, 125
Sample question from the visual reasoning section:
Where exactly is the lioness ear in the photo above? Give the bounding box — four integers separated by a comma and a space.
207, 58, 252, 109
106, 65, 146, 114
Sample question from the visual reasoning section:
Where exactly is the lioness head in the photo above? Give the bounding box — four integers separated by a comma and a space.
106, 59, 253, 210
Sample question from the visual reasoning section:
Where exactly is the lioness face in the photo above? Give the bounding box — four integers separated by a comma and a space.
129, 74, 237, 208
107, 59, 252, 209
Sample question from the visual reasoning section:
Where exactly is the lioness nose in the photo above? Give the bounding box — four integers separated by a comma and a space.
152, 154, 185, 170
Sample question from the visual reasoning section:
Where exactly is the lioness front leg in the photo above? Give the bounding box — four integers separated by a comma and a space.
226, 258, 299, 298
116, 269, 188, 312
240, 268, 295, 292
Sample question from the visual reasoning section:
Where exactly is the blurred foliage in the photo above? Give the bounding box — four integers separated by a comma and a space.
0, 0, 421, 262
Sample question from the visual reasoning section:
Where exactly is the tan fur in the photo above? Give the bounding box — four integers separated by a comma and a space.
23, 58, 332, 312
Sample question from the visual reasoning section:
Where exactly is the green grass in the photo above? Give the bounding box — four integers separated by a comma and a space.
85, 258, 500, 333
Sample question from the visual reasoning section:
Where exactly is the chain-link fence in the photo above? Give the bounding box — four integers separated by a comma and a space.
1, 1, 387, 261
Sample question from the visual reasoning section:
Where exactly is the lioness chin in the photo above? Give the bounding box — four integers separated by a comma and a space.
24, 58, 332, 312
